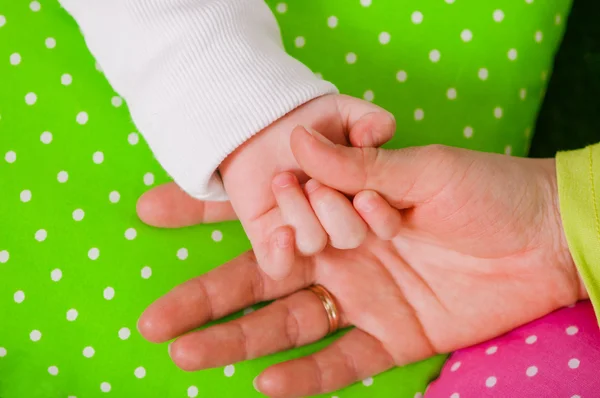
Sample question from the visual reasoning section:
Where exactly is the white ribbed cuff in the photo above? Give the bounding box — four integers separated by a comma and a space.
61, 0, 338, 200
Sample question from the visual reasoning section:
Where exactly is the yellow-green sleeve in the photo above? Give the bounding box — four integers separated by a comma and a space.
556, 143, 600, 321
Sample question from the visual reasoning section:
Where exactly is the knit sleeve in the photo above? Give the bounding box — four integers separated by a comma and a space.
59, 0, 338, 200
557, 143, 600, 322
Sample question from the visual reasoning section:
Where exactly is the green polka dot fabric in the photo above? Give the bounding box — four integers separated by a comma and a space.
0, 0, 571, 397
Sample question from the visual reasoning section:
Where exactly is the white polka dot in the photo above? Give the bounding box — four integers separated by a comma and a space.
415, 393, 424, 398
111, 96, 123, 107
143, 172, 155, 186
411, 11, 423, 24
362, 377, 373, 386
14, 290, 25, 303
45, 37, 56, 49
0, 15, 5, 27
35, 229, 47, 242
141, 266, 152, 279
187, 386, 199, 398
100, 382, 111, 393
224, 365, 235, 377
20, 190, 32, 202
450, 361, 461, 371
61, 74, 72, 86
414, 108, 424, 121
83, 346, 95, 357
0, 347, 6, 357
463, 126, 474, 138
103, 287, 115, 300
109, 191, 120, 203
525, 335, 537, 344
93, 151, 104, 164
25, 92, 37, 105
526, 366, 538, 377
128, 132, 139, 145
508, 49, 518, 61
572, 395, 582, 398
396, 70, 408, 82
460, 29, 473, 42
275, 3, 287, 13
327, 16, 338, 28
40, 131, 53, 144
360, 0, 372, 6
294, 37, 305, 48
478, 68, 489, 80
314, 72, 323, 79
379, 32, 392, 44
494, 107, 503, 119
568, 358, 580, 369
345, 52, 357, 64
30, 1, 41, 12
446, 88, 457, 100
450, 394, 460, 398
535, 31, 543, 43
485, 346, 498, 355
66, 309, 78, 321
88, 248, 100, 260
445, 0, 455, 3
30, 330, 42, 342
566, 326, 579, 335
211, 230, 223, 242
177, 248, 189, 260
57, 171, 68, 183
134, 366, 146, 378
519, 88, 527, 100
485, 376, 497, 387
51, 268, 62, 282
48, 366, 59, 376
119, 327, 131, 340
243, 307, 255, 315
10, 53, 21, 65
72, 209, 85, 221
125, 228, 137, 240
76, 111, 89, 125
5, 151, 16, 163
0, 250, 9, 263
363, 90, 375, 102
555, 14, 562, 25
493, 9, 505, 22
525, 0, 534, 4
429, 49, 441, 63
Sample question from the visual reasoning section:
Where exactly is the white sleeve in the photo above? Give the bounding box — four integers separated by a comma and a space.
59, 0, 338, 200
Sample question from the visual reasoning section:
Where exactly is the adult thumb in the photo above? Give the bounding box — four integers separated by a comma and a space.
290, 126, 452, 208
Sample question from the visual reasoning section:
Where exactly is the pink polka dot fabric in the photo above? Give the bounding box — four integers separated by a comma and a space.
426, 301, 599, 398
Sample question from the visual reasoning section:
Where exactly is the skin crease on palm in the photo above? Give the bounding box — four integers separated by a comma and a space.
136, 126, 588, 398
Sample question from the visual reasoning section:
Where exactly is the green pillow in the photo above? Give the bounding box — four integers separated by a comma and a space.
0, 0, 571, 397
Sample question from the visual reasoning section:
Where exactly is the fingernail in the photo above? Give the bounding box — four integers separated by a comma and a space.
304, 179, 321, 194
273, 172, 294, 188
253, 376, 261, 392
303, 125, 336, 148
355, 191, 378, 213
276, 230, 291, 249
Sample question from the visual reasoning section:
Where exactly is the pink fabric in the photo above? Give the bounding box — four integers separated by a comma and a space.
426, 301, 600, 398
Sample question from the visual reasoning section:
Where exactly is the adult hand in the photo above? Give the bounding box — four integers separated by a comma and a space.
137, 94, 395, 280
137, 128, 586, 398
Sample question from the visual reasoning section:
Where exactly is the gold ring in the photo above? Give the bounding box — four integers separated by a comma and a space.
307, 284, 340, 335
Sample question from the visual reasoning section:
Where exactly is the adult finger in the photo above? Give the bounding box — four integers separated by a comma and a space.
138, 251, 313, 343
168, 289, 348, 371
255, 328, 395, 398
137, 182, 237, 227
353, 190, 402, 240
272, 172, 327, 257
304, 179, 368, 249
290, 126, 457, 209
334, 95, 396, 148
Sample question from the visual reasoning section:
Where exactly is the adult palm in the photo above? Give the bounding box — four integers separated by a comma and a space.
137, 129, 584, 398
